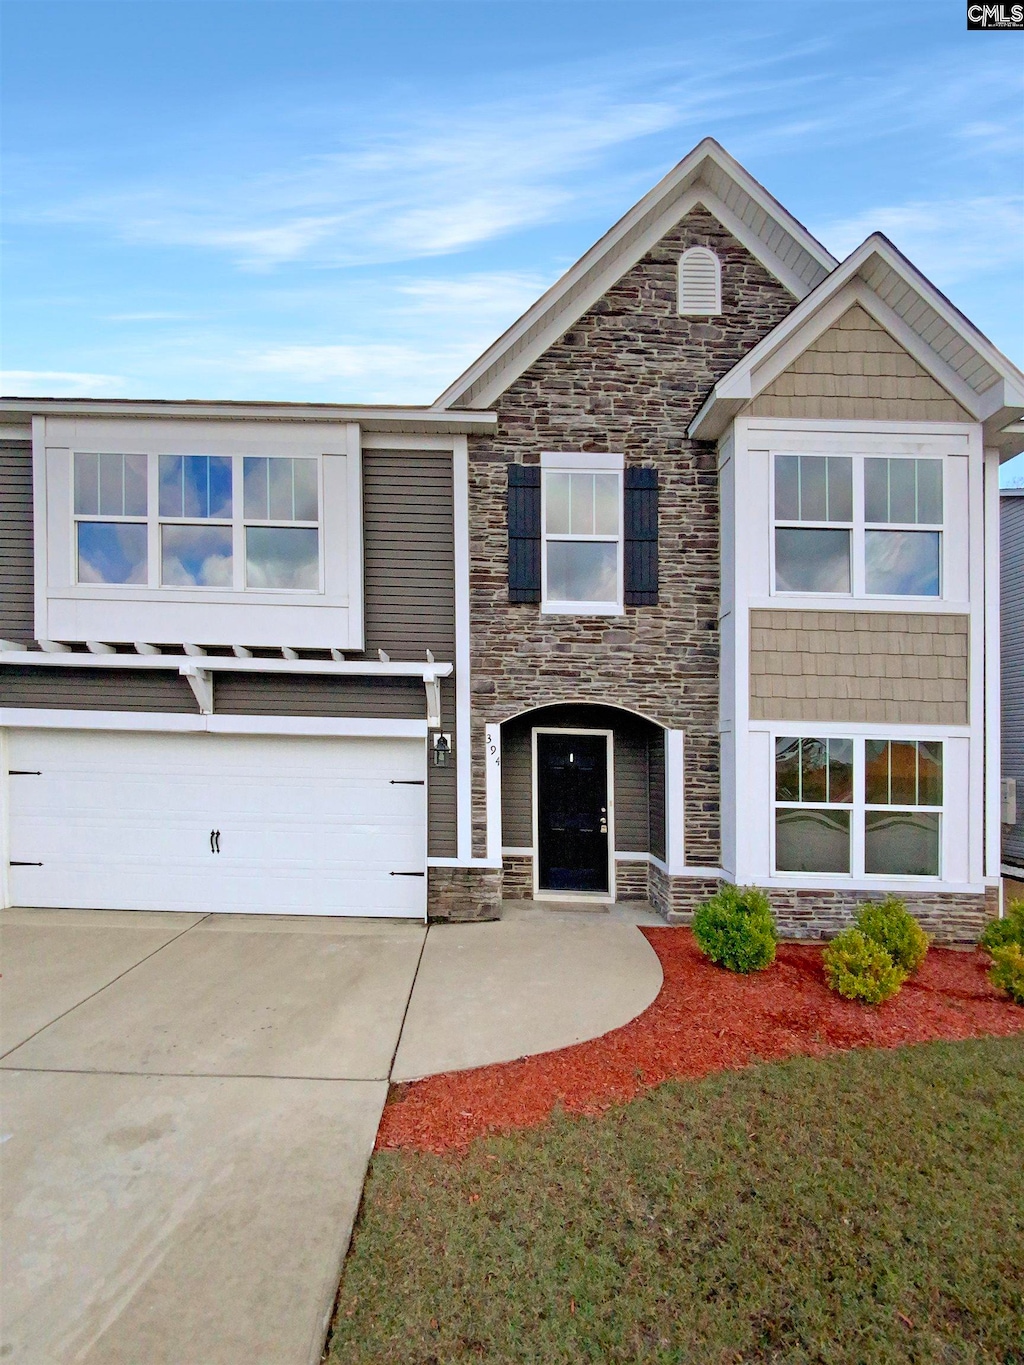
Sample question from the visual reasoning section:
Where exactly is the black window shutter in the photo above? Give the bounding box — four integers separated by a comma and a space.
624, 467, 659, 606
507, 464, 541, 603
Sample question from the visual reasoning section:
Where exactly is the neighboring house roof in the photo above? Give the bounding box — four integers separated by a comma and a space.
688, 233, 1024, 456
433, 137, 838, 411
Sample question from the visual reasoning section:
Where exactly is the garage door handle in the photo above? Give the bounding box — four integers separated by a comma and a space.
390, 780, 425, 785
390, 871, 425, 877
210, 830, 221, 854
10, 860, 43, 866
9, 770, 41, 776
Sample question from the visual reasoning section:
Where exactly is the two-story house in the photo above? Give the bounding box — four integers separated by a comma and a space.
2, 139, 1022, 939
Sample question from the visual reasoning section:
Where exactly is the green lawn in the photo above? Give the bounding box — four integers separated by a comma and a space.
329, 1037, 1024, 1364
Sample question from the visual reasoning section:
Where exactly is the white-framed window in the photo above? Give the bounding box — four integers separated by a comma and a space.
774, 735, 942, 878
73, 451, 321, 593
678, 247, 721, 315
773, 453, 943, 598
540, 452, 623, 615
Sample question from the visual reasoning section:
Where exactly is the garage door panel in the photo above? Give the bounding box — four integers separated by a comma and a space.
6, 730, 427, 918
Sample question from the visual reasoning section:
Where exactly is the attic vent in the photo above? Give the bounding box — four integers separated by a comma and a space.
678, 247, 721, 315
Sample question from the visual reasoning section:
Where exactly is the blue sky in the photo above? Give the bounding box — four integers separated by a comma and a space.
2, 1, 1022, 476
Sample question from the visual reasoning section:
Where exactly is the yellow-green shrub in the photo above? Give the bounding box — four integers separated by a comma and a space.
989, 943, 1024, 1006
855, 895, 929, 973
979, 900, 1024, 954
822, 929, 906, 1005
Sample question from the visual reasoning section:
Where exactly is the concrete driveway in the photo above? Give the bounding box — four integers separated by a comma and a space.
1, 903, 662, 1365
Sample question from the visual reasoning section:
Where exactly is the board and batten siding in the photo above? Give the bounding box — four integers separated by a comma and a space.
1002, 490, 1024, 867
747, 306, 973, 423
500, 704, 665, 857
749, 609, 969, 725
0, 442, 34, 643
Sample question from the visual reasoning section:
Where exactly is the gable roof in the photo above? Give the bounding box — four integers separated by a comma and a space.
433, 138, 837, 411
688, 233, 1024, 457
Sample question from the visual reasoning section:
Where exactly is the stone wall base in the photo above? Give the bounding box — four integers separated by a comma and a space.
760, 886, 997, 943
651, 870, 996, 943
428, 866, 502, 922
501, 855, 534, 900
614, 859, 653, 901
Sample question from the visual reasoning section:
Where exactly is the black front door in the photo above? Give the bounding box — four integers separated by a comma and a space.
536, 732, 609, 893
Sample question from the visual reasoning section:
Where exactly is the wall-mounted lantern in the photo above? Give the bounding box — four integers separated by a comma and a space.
432, 732, 452, 767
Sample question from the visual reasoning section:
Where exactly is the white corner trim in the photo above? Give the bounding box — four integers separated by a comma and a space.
345, 422, 365, 651
540, 451, 625, 470
485, 722, 502, 864
0, 728, 10, 909
665, 729, 686, 874
0, 708, 429, 738
453, 435, 472, 862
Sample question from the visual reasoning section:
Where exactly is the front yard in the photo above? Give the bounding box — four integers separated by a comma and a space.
329, 1036, 1023, 1364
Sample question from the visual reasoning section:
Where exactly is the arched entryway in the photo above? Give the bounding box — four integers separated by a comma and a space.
499, 703, 666, 902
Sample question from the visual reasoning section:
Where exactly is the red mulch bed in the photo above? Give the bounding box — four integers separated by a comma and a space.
377, 928, 1024, 1154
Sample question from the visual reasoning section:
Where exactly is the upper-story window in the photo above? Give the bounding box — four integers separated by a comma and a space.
540, 454, 623, 614
773, 454, 942, 598
74, 451, 321, 593
678, 247, 721, 315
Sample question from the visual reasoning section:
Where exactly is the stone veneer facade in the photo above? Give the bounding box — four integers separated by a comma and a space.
425, 206, 995, 941
429, 206, 796, 921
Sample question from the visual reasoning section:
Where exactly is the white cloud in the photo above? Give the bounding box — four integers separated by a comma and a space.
817, 195, 1024, 283
245, 342, 476, 402
0, 369, 125, 395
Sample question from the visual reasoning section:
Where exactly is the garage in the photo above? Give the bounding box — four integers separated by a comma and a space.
4, 729, 427, 918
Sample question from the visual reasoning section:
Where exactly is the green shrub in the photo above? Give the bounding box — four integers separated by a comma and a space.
692, 884, 777, 974
822, 929, 906, 1005
989, 943, 1024, 1006
854, 895, 929, 974
979, 900, 1024, 954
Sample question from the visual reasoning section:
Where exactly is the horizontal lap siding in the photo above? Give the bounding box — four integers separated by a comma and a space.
362, 449, 457, 857
500, 704, 658, 854
0, 666, 197, 712
0, 443, 34, 642
1002, 495, 1024, 865
214, 673, 424, 718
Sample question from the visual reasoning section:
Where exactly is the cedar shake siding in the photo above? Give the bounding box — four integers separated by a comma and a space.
749, 610, 970, 725
747, 305, 973, 423
470, 206, 798, 867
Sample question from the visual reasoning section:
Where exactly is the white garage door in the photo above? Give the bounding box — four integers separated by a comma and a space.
5, 729, 427, 918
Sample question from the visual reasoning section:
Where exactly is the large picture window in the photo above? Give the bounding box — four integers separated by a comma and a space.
773, 454, 943, 599
73, 451, 321, 593
774, 736, 943, 878
542, 466, 622, 612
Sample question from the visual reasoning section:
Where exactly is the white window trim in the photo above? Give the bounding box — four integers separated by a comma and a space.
72, 451, 325, 597
531, 726, 616, 902
770, 451, 947, 602
771, 734, 944, 882
539, 452, 625, 616
33, 416, 364, 651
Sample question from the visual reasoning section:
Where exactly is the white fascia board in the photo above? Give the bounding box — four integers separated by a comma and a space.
434, 139, 836, 411
0, 707, 427, 738
0, 398, 496, 433
0, 651, 452, 679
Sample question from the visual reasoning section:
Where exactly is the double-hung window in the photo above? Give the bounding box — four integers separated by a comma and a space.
774, 736, 943, 878
774, 454, 943, 598
74, 451, 321, 593
541, 461, 623, 613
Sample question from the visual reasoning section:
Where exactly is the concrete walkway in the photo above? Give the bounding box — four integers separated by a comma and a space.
0, 903, 663, 1364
